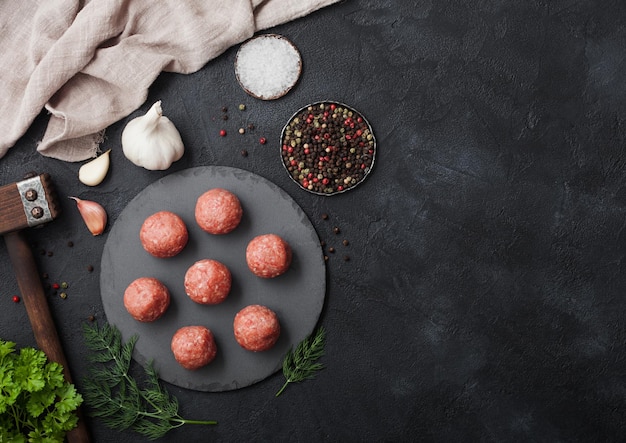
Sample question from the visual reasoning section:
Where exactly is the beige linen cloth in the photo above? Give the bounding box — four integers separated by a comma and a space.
0, 0, 340, 162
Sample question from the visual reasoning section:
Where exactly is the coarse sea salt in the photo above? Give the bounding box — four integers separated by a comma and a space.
235, 34, 302, 100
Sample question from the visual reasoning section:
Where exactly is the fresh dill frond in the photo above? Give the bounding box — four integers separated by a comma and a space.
81, 322, 217, 440
275, 327, 326, 397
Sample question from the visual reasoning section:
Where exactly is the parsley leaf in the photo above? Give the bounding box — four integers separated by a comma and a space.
0, 339, 83, 441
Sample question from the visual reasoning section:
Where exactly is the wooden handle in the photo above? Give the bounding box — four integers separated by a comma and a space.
4, 230, 91, 443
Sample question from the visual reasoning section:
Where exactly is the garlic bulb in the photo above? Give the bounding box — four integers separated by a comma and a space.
69, 197, 107, 235
121, 101, 184, 170
79, 149, 111, 186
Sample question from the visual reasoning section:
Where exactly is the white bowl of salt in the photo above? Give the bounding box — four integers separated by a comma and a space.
235, 34, 302, 100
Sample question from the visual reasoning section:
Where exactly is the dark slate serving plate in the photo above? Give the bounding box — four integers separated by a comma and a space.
100, 166, 325, 392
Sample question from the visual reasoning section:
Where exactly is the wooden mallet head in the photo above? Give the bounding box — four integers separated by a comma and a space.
0, 172, 61, 235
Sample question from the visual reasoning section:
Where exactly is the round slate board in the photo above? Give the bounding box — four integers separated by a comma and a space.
100, 166, 326, 392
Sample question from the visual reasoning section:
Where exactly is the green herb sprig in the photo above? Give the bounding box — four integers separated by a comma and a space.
81, 322, 217, 440
275, 327, 326, 397
0, 339, 83, 442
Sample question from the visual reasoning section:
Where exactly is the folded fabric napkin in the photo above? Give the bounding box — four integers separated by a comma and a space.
0, 0, 340, 162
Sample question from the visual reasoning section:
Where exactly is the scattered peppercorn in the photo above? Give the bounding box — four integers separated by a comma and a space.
333, 226, 341, 234
47, 251, 53, 257
39, 249, 46, 255
248, 123, 255, 130
221, 106, 228, 113
12, 295, 20, 303
320, 240, 326, 247
328, 247, 335, 253
219, 129, 227, 137
321, 213, 329, 220
42, 272, 49, 279
342, 239, 349, 246
222, 114, 229, 121
87, 265, 94, 272
324, 255, 329, 261
241, 149, 248, 157
259, 137, 267, 145
88, 315, 95, 322
280, 101, 376, 195
343, 255, 350, 261
67, 241, 74, 247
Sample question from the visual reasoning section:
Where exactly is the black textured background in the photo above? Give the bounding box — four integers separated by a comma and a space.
1, 0, 626, 441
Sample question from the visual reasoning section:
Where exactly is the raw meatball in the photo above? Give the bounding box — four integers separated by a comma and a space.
195, 188, 243, 235
246, 233, 292, 278
184, 259, 231, 304
171, 326, 217, 370
233, 305, 281, 351
123, 277, 170, 322
140, 211, 188, 258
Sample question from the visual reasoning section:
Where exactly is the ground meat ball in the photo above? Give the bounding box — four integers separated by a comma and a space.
195, 188, 243, 235
246, 233, 292, 278
184, 259, 232, 304
123, 277, 170, 322
140, 211, 188, 258
171, 326, 217, 370
233, 305, 281, 351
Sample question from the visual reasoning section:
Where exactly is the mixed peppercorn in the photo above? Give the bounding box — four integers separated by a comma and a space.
319, 212, 351, 262
217, 104, 269, 158
9, 240, 96, 305
281, 102, 376, 195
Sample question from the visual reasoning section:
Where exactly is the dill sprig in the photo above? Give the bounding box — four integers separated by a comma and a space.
275, 327, 326, 397
81, 322, 217, 440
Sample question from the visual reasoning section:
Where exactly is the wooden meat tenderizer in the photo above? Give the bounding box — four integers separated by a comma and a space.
0, 173, 91, 443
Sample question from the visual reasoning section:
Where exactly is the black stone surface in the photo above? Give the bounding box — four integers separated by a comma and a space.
100, 166, 325, 392
1, 0, 626, 441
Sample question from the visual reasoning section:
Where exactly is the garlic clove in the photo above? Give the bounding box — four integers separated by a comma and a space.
78, 149, 111, 186
69, 197, 107, 236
